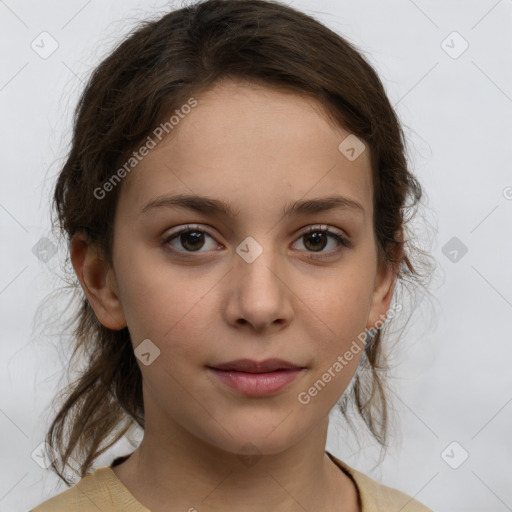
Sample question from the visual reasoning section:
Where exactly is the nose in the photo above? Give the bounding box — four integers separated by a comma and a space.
222, 241, 293, 333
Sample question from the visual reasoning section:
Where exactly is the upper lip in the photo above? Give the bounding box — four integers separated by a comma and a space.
209, 358, 303, 373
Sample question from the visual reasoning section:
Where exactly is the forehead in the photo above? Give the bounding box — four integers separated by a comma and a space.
118, 80, 373, 223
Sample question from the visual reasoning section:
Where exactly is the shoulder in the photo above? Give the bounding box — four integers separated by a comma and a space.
29, 467, 148, 512
327, 452, 434, 512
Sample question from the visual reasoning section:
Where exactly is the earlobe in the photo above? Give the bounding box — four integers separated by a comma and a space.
70, 232, 127, 330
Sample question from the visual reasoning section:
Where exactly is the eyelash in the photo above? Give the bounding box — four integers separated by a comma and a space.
162, 224, 352, 259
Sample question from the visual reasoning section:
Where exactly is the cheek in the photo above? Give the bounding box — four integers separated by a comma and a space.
312, 267, 374, 337
302, 272, 373, 395
115, 251, 217, 354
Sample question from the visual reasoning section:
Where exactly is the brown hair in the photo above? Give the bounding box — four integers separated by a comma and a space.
46, 0, 435, 485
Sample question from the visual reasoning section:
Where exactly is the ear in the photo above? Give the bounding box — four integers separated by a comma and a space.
69, 232, 127, 330
366, 241, 402, 332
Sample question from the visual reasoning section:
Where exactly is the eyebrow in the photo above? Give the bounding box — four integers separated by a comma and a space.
140, 193, 365, 219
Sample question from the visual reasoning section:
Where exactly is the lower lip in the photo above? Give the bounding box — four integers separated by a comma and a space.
208, 368, 304, 396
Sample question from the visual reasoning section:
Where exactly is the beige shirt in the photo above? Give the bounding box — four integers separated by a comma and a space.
30, 452, 433, 511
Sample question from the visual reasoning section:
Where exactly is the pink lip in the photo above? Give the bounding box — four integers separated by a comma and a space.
207, 359, 306, 397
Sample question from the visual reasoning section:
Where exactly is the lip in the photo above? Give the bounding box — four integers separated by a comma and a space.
207, 359, 306, 397
210, 358, 302, 373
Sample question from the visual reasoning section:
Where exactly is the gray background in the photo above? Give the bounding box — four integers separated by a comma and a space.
1, 1, 511, 511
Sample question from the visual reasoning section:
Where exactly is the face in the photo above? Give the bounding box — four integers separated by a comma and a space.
86, 80, 397, 457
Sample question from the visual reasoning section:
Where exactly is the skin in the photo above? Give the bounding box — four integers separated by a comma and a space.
71, 80, 400, 512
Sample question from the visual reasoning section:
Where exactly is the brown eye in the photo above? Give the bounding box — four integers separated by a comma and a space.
293, 225, 351, 257
163, 225, 219, 253
177, 230, 206, 251
303, 230, 329, 252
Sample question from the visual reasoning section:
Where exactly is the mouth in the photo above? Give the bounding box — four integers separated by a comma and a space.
206, 358, 306, 397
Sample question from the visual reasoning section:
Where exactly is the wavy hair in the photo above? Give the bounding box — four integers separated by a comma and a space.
44, 0, 436, 485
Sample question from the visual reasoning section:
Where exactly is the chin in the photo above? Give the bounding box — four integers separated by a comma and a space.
196, 414, 312, 458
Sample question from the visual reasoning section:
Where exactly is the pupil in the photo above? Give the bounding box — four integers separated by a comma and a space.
306, 232, 326, 251
182, 231, 204, 251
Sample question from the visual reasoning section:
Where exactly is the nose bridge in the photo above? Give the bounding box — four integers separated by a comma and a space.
227, 232, 291, 328
235, 233, 283, 294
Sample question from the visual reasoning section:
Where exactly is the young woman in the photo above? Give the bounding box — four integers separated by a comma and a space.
30, 0, 434, 510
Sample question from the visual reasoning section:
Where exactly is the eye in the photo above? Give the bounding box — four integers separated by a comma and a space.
163, 224, 219, 254
292, 224, 351, 259
162, 223, 351, 257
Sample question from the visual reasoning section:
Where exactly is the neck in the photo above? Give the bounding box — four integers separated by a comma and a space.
113, 416, 358, 512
